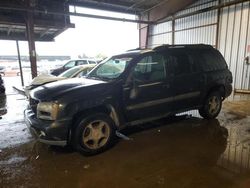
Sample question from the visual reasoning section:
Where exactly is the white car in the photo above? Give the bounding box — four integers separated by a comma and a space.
24, 64, 95, 96
50, 59, 97, 76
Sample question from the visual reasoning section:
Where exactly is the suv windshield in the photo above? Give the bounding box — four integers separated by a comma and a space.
87, 56, 133, 80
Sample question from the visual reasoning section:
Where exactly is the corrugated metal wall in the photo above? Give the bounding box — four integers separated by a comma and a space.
218, 1, 250, 90
175, 0, 218, 46
148, 0, 250, 90
148, 21, 172, 48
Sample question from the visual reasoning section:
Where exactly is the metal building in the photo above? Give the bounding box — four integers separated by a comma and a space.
144, 0, 250, 91
0, 0, 249, 90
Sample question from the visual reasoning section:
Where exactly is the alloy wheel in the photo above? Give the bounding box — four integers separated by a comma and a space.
82, 120, 110, 150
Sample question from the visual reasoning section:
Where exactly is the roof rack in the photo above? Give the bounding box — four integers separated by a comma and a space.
126, 47, 151, 52
153, 44, 213, 51
126, 47, 143, 52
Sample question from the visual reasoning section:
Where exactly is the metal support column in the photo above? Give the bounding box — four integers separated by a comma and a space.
26, 0, 37, 78
172, 18, 175, 45
139, 19, 150, 48
215, 0, 221, 49
16, 41, 24, 86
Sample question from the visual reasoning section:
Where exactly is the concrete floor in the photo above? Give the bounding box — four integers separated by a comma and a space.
0, 81, 250, 187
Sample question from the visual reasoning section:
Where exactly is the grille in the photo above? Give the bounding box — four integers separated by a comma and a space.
29, 97, 39, 114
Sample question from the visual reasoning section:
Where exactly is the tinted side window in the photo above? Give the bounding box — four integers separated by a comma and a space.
77, 60, 88, 65
64, 61, 75, 68
166, 51, 192, 75
133, 53, 166, 83
88, 60, 96, 64
200, 50, 227, 71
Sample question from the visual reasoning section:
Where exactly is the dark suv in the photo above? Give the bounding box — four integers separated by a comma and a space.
25, 44, 232, 155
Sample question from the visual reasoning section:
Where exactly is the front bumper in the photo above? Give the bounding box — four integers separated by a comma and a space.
24, 109, 72, 146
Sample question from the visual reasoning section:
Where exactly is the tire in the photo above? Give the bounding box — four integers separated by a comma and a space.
72, 113, 116, 156
199, 91, 222, 119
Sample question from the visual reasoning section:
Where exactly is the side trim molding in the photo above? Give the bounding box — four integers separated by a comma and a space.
126, 91, 200, 111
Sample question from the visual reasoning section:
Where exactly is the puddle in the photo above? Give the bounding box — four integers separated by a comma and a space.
0, 155, 27, 165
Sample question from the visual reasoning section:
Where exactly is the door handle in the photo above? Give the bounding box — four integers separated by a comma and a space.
163, 84, 170, 88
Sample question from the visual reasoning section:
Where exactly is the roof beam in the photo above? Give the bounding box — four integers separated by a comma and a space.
126, 0, 148, 10
157, 0, 250, 23
39, 28, 50, 38
0, 6, 154, 24
147, 0, 198, 21
7, 26, 13, 36
68, 1, 142, 15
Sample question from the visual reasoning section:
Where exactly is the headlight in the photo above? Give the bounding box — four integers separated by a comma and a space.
37, 102, 60, 120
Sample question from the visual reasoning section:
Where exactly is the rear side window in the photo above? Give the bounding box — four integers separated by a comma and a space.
199, 50, 228, 71
77, 60, 88, 65
88, 60, 96, 64
166, 51, 193, 75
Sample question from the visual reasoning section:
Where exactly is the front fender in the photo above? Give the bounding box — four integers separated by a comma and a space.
61, 98, 124, 128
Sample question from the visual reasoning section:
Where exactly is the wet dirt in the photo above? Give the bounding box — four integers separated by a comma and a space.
0, 93, 250, 188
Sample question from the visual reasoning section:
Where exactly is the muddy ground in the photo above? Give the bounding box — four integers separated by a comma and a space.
0, 91, 250, 188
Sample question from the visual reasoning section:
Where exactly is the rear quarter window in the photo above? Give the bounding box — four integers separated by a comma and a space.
199, 49, 228, 71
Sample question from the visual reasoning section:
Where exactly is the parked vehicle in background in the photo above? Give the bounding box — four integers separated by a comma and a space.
0, 66, 5, 76
24, 64, 95, 96
25, 44, 233, 155
0, 74, 7, 116
5, 66, 30, 76
50, 59, 97, 76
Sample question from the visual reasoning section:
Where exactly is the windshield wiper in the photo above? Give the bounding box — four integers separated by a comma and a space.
86, 76, 101, 80
89, 75, 112, 81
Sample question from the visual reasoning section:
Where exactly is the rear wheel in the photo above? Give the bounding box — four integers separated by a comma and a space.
73, 113, 116, 155
199, 91, 222, 119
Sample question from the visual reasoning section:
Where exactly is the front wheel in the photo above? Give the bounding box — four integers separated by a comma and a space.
72, 113, 116, 155
199, 91, 222, 119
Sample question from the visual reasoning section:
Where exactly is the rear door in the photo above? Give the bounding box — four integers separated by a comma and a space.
167, 49, 202, 111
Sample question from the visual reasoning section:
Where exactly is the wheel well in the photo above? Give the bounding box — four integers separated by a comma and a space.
207, 85, 226, 99
71, 105, 119, 130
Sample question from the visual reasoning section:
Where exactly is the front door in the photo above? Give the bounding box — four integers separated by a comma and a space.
123, 52, 173, 122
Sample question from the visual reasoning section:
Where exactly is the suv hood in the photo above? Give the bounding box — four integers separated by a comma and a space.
30, 78, 107, 101
30, 74, 65, 86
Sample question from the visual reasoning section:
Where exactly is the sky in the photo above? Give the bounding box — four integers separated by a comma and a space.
0, 7, 139, 58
